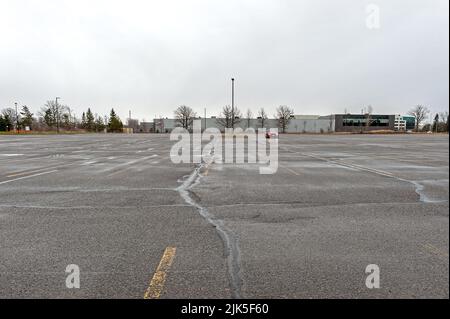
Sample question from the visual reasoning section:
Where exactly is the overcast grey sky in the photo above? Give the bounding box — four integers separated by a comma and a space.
0, 0, 448, 121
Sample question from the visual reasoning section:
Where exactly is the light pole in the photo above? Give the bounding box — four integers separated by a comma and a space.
55, 97, 60, 133
15, 102, 18, 133
435, 114, 439, 134
231, 78, 235, 128
204, 108, 206, 132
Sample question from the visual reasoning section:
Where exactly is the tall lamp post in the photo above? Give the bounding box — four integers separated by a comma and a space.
15, 102, 19, 134
231, 78, 235, 129
204, 108, 206, 132
55, 97, 60, 133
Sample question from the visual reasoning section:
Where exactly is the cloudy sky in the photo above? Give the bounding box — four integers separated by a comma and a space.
0, 0, 448, 121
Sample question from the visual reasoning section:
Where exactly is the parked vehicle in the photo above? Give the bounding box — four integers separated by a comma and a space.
265, 131, 278, 139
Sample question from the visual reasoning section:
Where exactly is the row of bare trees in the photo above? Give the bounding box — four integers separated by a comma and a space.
407, 105, 449, 132
0, 101, 83, 132
174, 105, 295, 132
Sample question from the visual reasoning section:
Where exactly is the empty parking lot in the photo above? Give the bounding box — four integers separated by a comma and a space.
0, 134, 448, 298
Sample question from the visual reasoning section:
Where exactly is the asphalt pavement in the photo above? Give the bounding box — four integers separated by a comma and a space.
0, 133, 448, 298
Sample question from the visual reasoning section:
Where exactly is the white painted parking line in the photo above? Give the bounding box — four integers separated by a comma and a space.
0, 154, 24, 157
0, 170, 58, 185
7, 167, 54, 178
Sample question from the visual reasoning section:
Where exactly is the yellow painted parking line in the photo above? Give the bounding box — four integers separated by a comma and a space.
7, 168, 50, 178
0, 170, 58, 185
282, 165, 299, 176
422, 243, 449, 258
202, 158, 216, 176
144, 247, 177, 299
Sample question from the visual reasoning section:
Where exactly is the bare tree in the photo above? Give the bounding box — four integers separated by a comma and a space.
439, 111, 449, 133
245, 109, 252, 129
174, 105, 196, 130
1, 108, 18, 130
257, 108, 268, 128
408, 105, 429, 132
40, 100, 69, 130
276, 105, 294, 133
61, 106, 77, 130
216, 105, 241, 129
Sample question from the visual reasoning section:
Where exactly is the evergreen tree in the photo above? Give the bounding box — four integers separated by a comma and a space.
86, 108, 95, 131
433, 114, 439, 133
62, 113, 71, 129
81, 112, 87, 129
0, 115, 7, 131
43, 107, 56, 128
94, 115, 106, 132
20, 105, 34, 130
107, 109, 123, 133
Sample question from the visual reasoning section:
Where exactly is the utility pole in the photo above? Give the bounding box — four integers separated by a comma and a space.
435, 114, 439, 134
15, 102, 18, 133
204, 108, 206, 132
231, 78, 235, 129
55, 97, 60, 133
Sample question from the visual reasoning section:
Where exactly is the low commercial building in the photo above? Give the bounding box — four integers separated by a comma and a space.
292, 115, 321, 120
125, 118, 140, 133
139, 122, 153, 133
403, 116, 416, 131
150, 117, 333, 133
395, 115, 406, 131
148, 114, 397, 133
154, 118, 177, 133
394, 115, 416, 131
288, 117, 334, 133
333, 114, 395, 132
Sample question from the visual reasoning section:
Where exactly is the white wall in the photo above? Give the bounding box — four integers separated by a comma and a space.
157, 118, 336, 133
287, 119, 334, 133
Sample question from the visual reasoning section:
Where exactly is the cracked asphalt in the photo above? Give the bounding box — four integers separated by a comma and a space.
0, 133, 448, 298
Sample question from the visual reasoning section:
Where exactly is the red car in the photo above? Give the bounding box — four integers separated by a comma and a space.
265, 131, 278, 139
